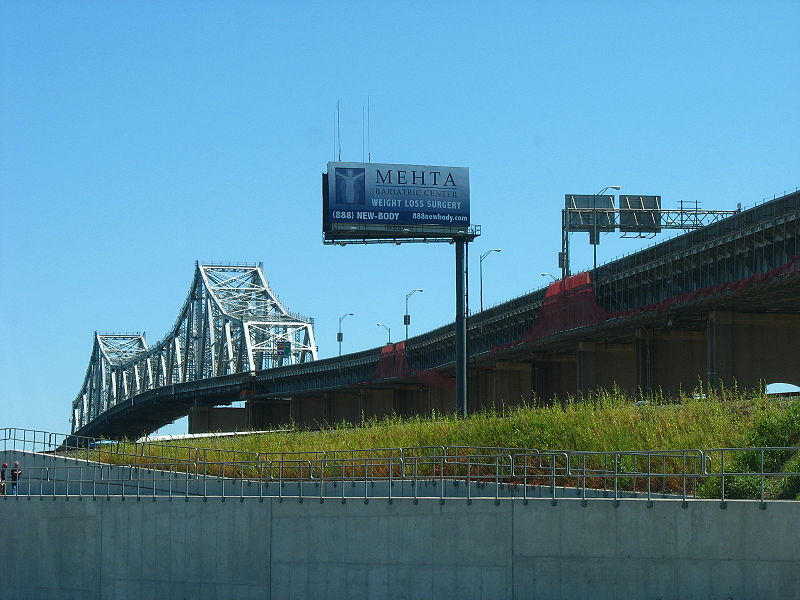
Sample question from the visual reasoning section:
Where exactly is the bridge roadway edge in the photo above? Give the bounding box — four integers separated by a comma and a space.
1, 494, 798, 599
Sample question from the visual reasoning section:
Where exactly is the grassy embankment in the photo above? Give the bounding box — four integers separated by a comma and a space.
92, 387, 800, 499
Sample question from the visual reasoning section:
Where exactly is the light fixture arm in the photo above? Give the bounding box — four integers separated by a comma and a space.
404, 289, 423, 341
479, 249, 502, 312
592, 185, 622, 275
337, 313, 353, 357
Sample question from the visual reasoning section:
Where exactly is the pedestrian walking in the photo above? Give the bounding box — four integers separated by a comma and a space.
10, 461, 22, 496
0, 462, 6, 495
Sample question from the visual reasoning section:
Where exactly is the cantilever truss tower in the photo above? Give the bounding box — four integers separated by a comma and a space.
72, 263, 317, 432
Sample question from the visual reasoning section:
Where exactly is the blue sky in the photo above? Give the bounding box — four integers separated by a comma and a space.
1, 1, 798, 436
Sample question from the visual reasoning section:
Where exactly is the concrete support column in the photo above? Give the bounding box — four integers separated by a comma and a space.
188, 405, 210, 433
246, 399, 264, 430
188, 406, 247, 433
635, 328, 654, 396
427, 384, 455, 416
325, 392, 359, 424
493, 361, 533, 409
292, 395, 327, 428
324, 392, 332, 424
395, 385, 428, 417
533, 353, 547, 405
577, 342, 636, 397
707, 311, 800, 389
533, 353, 577, 405
245, 399, 290, 430
471, 366, 497, 412
576, 342, 598, 397
707, 311, 734, 388
637, 328, 706, 398
361, 389, 395, 420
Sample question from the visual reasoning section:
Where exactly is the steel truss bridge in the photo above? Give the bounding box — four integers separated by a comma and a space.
72, 190, 800, 441
72, 264, 317, 434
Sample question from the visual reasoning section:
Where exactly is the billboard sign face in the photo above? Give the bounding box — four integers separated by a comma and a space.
324, 162, 470, 241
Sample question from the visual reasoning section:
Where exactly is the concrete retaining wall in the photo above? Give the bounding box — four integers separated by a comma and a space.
2, 493, 798, 599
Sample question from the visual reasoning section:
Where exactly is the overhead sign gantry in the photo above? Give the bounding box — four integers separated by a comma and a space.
560, 193, 740, 278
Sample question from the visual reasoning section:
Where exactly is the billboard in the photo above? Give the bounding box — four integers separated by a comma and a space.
565, 194, 616, 232
323, 162, 471, 241
619, 195, 662, 232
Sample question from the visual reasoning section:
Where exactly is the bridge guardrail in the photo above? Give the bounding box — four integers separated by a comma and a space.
2, 449, 798, 503
3, 427, 799, 503
0, 427, 800, 503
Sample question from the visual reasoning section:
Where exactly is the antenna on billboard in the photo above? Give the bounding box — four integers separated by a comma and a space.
362, 97, 373, 162
336, 100, 341, 162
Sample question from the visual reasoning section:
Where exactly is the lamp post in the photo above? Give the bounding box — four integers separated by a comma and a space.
479, 249, 502, 312
337, 313, 353, 358
540, 272, 557, 282
592, 185, 622, 275
404, 289, 423, 341
377, 322, 391, 344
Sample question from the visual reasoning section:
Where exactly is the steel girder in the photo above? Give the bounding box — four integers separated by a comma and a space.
71, 263, 317, 432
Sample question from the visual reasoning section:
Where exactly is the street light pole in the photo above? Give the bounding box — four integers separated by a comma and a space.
338, 313, 353, 358
479, 249, 502, 312
592, 185, 622, 276
540, 272, 557, 282
377, 322, 391, 344
404, 289, 423, 341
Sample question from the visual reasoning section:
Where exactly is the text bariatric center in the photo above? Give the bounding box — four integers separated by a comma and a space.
373, 185, 459, 202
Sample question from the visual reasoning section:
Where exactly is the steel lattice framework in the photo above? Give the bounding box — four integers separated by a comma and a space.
72, 263, 317, 432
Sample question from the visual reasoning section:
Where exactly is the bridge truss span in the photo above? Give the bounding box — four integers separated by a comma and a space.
72, 263, 318, 432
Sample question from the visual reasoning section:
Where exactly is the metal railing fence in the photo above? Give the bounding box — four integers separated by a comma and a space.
2, 428, 798, 503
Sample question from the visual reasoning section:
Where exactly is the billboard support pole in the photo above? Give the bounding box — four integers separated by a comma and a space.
455, 238, 468, 417
592, 192, 598, 278
561, 208, 571, 279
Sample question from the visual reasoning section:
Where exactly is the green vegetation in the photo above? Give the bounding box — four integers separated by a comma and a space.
152, 388, 793, 455
83, 388, 800, 499
697, 395, 800, 499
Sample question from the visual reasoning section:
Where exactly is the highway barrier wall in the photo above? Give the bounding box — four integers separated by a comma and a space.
1, 493, 798, 599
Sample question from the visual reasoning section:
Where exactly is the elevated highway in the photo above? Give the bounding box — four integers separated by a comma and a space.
73, 190, 800, 440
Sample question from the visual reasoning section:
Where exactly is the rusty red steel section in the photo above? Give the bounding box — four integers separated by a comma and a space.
362, 254, 799, 386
